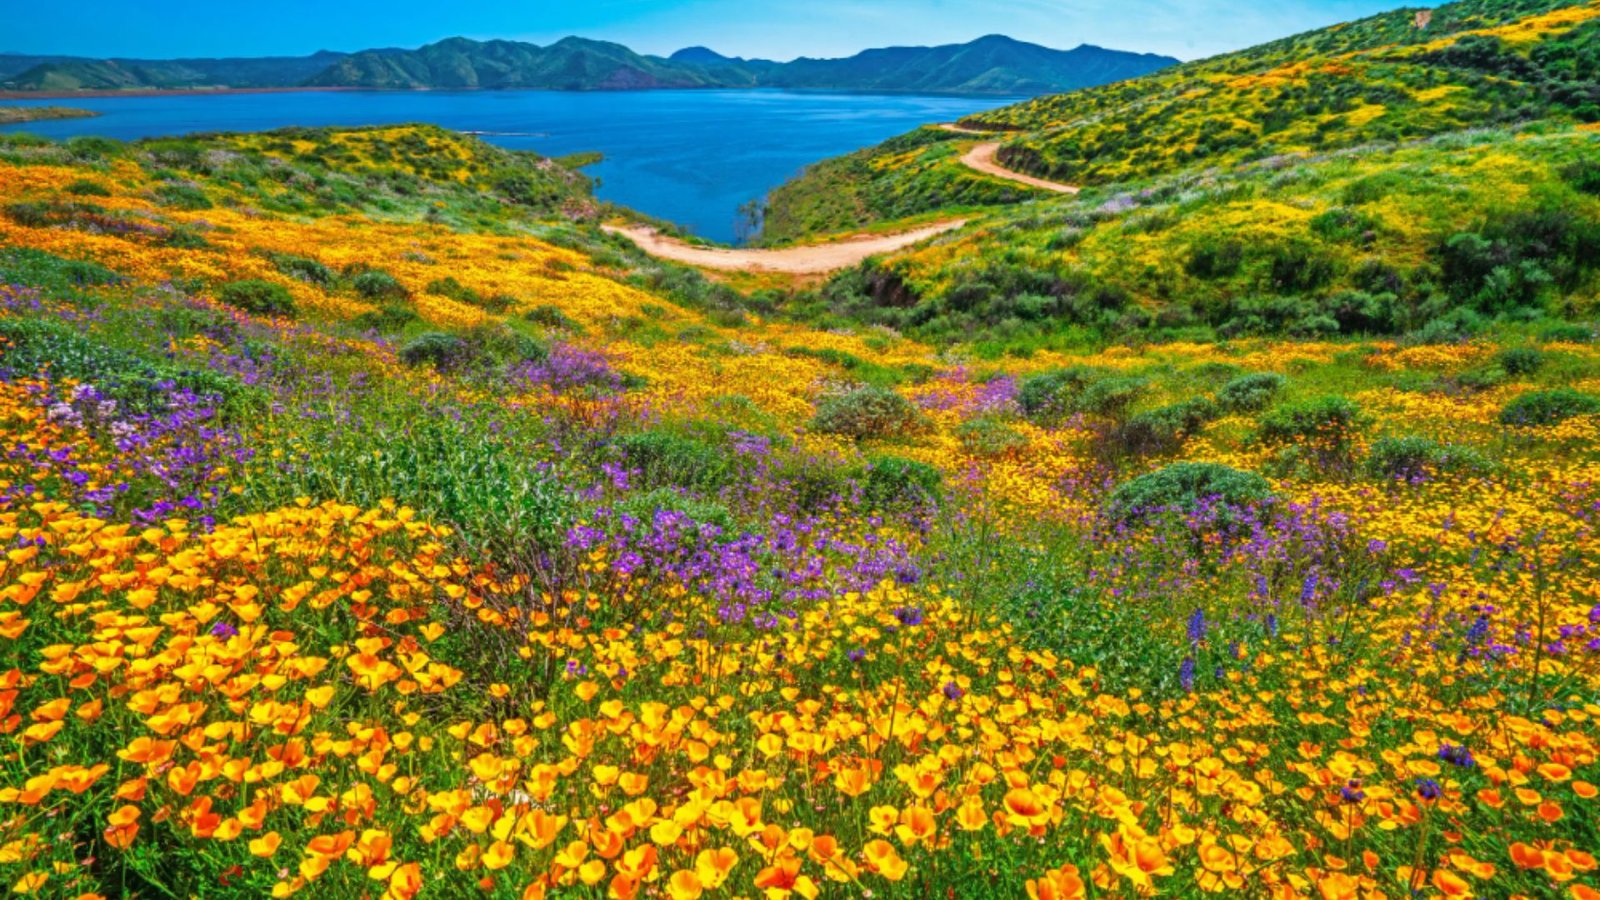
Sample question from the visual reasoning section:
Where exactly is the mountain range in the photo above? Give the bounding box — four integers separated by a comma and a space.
0, 35, 1176, 96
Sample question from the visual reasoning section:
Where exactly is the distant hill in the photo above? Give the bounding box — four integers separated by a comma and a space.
1, 51, 347, 91
1, 36, 1175, 96
764, 35, 1177, 94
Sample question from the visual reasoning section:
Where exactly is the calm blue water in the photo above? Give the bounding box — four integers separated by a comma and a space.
0, 90, 1016, 243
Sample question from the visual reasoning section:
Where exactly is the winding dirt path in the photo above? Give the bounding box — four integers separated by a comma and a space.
937, 123, 1080, 194
602, 221, 967, 275
960, 142, 1080, 195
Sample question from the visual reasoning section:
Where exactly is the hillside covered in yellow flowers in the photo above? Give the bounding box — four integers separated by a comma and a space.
0, 0, 1599, 897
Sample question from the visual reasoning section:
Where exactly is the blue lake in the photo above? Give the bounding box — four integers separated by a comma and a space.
0, 90, 1018, 243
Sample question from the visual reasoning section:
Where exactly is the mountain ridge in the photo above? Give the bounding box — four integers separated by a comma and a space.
0, 35, 1177, 96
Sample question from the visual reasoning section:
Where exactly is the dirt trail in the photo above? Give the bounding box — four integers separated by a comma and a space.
936, 123, 1080, 194
602, 221, 967, 274
960, 142, 1079, 194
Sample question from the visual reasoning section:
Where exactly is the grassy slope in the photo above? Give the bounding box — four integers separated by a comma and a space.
759, 0, 1600, 348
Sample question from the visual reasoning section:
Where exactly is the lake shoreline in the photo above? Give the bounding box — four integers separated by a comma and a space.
0, 85, 1034, 102
0, 105, 99, 123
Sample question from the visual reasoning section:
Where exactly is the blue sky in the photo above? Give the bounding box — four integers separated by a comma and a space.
12, 0, 1424, 62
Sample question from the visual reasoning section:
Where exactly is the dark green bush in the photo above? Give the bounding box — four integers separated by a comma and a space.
1018, 367, 1097, 423
810, 386, 925, 439
955, 416, 1030, 457
1107, 462, 1273, 523
1185, 237, 1244, 279
1309, 206, 1378, 243
1257, 396, 1361, 444
1499, 389, 1600, 427
154, 183, 212, 210
1076, 375, 1147, 418
616, 488, 735, 534
1496, 346, 1543, 376
525, 305, 583, 332
1113, 397, 1219, 456
269, 252, 335, 286
427, 277, 514, 313
353, 305, 419, 333
0, 317, 253, 415
617, 430, 730, 491
0, 247, 122, 295
1538, 323, 1594, 343
863, 455, 942, 507
1364, 435, 1493, 481
217, 279, 296, 317
1266, 242, 1337, 292
351, 269, 409, 301
398, 332, 474, 372
1217, 372, 1286, 412
1561, 157, 1600, 196
64, 179, 111, 197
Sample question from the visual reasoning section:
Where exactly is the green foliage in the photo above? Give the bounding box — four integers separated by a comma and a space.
352, 304, 420, 333
615, 488, 736, 534
1184, 236, 1244, 279
1112, 397, 1220, 456
398, 332, 474, 372
269, 252, 335, 286
1217, 372, 1287, 412
0, 316, 253, 415
1364, 435, 1493, 480
1257, 396, 1362, 444
810, 386, 926, 439
350, 269, 409, 301
1496, 346, 1544, 375
64, 179, 111, 197
1106, 462, 1273, 522
1018, 367, 1098, 423
1499, 388, 1600, 426
0, 247, 122, 296
863, 455, 942, 507
154, 182, 212, 210
217, 279, 297, 317
428, 276, 514, 313
525, 304, 584, 332
955, 415, 1030, 457
617, 430, 731, 491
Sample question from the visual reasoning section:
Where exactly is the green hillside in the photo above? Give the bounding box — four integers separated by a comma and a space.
759, 0, 1600, 350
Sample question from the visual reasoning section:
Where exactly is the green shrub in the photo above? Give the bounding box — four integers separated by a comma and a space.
1561, 157, 1600, 196
1018, 367, 1096, 423
0, 317, 253, 415
1257, 396, 1361, 444
427, 276, 514, 313
1107, 462, 1273, 523
618, 430, 730, 491
154, 183, 212, 210
1539, 323, 1593, 343
351, 269, 409, 301
1217, 372, 1286, 412
398, 332, 474, 372
1185, 237, 1244, 279
1364, 436, 1493, 480
0, 247, 122, 295
1309, 206, 1378, 243
270, 252, 335, 286
525, 305, 583, 332
353, 305, 419, 333
1496, 346, 1543, 376
615, 488, 735, 534
955, 416, 1030, 457
863, 455, 942, 507
1113, 398, 1219, 456
1077, 375, 1147, 418
1499, 389, 1600, 427
64, 179, 111, 197
811, 386, 925, 439
217, 279, 296, 317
